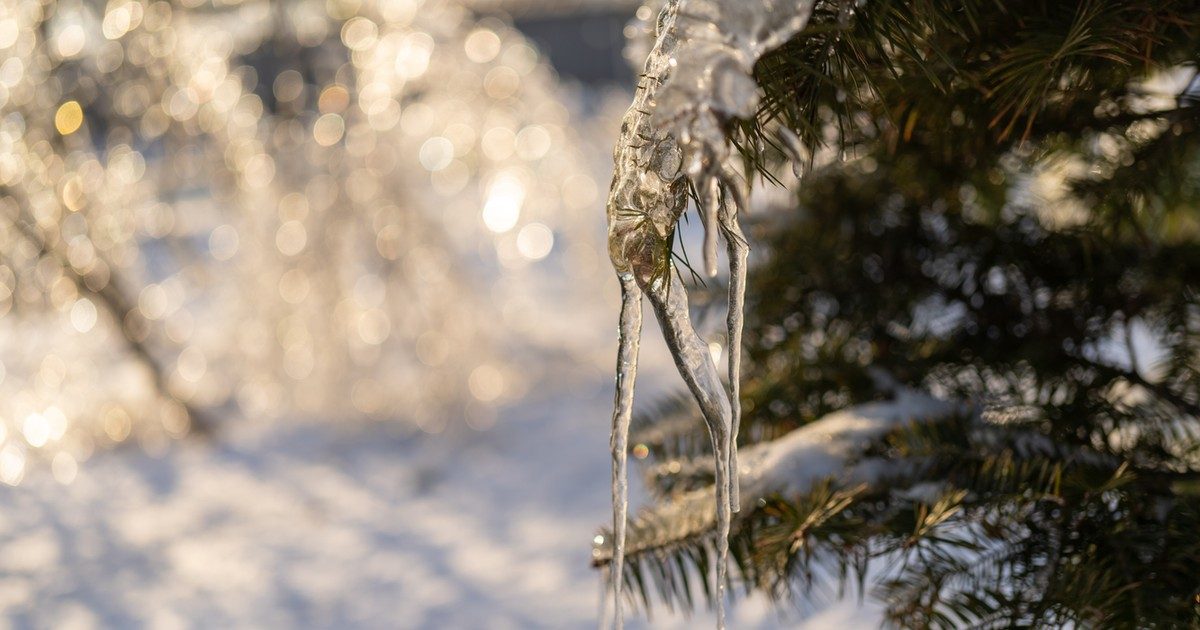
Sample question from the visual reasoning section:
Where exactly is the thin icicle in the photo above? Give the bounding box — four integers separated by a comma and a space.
701, 186, 721, 278
643, 271, 732, 629
718, 184, 747, 511
649, 0, 815, 524
604, 3, 693, 626
610, 273, 642, 630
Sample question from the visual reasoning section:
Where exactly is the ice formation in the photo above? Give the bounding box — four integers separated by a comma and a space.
603, 0, 816, 627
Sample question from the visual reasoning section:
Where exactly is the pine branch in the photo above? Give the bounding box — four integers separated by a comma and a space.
597, 0, 1200, 622
593, 387, 966, 603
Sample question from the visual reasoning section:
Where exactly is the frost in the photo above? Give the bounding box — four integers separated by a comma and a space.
603, 0, 817, 627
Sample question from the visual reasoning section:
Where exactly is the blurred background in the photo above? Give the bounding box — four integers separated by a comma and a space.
0, 0, 863, 627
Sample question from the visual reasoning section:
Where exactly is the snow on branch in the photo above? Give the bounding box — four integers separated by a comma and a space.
593, 387, 967, 564
739, 388, 965, 500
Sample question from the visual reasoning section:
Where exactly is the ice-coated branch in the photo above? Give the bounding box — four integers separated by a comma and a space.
653, 0, 818, 277
654, 0, 820, 132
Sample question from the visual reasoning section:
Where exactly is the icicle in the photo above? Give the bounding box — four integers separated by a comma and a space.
642, 271, 732, 628
717, 180, 747, 512
604, 0, 818, 626
701, 188, 720, 278
610, 273, 642, 630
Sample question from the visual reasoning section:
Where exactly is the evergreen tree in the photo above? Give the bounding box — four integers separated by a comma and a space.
594, 1, 1200, 626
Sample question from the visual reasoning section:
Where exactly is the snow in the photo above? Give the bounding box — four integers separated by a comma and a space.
594, 386, 965, 567
739, 388, 965, 502
0, 385, 597, 628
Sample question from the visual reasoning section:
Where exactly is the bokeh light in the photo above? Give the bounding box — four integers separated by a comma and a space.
54, 101, 83, 135
0, 0, 611, 485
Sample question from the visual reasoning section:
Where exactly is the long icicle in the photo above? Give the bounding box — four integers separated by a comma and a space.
699, 176, 742, 513
610, 273, 642, 630
643, 270, 732, 628
603, 3, 690, 625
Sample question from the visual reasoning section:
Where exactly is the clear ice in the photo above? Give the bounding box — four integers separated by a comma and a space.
609, 274, 642, 630
603, 0, 816, 627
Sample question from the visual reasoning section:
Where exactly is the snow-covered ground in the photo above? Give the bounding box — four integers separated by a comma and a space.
0, 282, 879, 629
